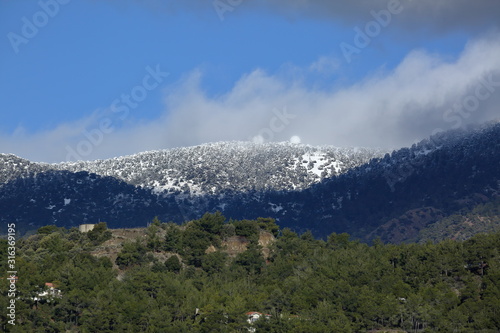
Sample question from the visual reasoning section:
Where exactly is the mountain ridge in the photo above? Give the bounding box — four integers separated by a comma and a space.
54, 141, 386, 195
1, 122, 499, 242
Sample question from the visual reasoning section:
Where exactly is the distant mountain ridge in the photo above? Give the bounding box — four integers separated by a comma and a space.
244, 122, 500, 241
1, 122, 499, 242
1, 142, 384, 195
0, 142, 384, 234
57, 142, 385, 195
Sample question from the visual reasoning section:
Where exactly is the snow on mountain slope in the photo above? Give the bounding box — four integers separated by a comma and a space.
0, 153, 51, 184
0, 126, 477, 201
50, 141, 386, 195
0, 141, 385, 233
1, 122, 498, 240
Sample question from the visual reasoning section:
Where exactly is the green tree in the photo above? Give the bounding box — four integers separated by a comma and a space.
37, 225, 60, 235
202, 251, 228, 275
327, 232, 350, 250
233, 220, 260, 243
39, 232, 72, 254
146, 224, 163, 252
182, 228, 212, 266
195, 211, 226, 235
234, 243, 265, 274
87, 222, 112, 245
151, 216, 162, 226
164, 223, 183, 252
165, 255, 182, 273
257, 217, 280, 237
220, 223, 236, 239
115, 240, 147, 269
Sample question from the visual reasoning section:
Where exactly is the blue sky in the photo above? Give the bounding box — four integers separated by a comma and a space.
1, 0, 499, 162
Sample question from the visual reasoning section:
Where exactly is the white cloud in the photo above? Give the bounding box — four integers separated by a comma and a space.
1, 34, 500, 163
309, 56, 340, 74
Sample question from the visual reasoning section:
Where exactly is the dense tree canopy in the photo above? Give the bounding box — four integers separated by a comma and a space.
1, 213, 499, 332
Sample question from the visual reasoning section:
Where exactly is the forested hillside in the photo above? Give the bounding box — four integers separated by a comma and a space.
1, 123, 499, 242
1, 214, 499, 332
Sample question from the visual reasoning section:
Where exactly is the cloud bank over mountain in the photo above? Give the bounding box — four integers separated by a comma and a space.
1, 33, 499, 163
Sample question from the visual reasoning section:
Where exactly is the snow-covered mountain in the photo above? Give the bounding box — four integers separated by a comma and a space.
1, 122, 499, 242
0, 141, 383, 234
1, 142, 385, 196
0, 153, 49, 185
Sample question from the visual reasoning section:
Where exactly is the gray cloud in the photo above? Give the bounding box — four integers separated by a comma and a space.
126, 0, 500, 32
261, 0, 499, 31
2, 34, 499, 162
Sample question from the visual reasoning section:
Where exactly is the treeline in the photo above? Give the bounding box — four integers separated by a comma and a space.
1, 213, 499, 332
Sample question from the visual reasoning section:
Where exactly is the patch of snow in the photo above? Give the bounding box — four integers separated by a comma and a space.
269, 202, 283, 213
